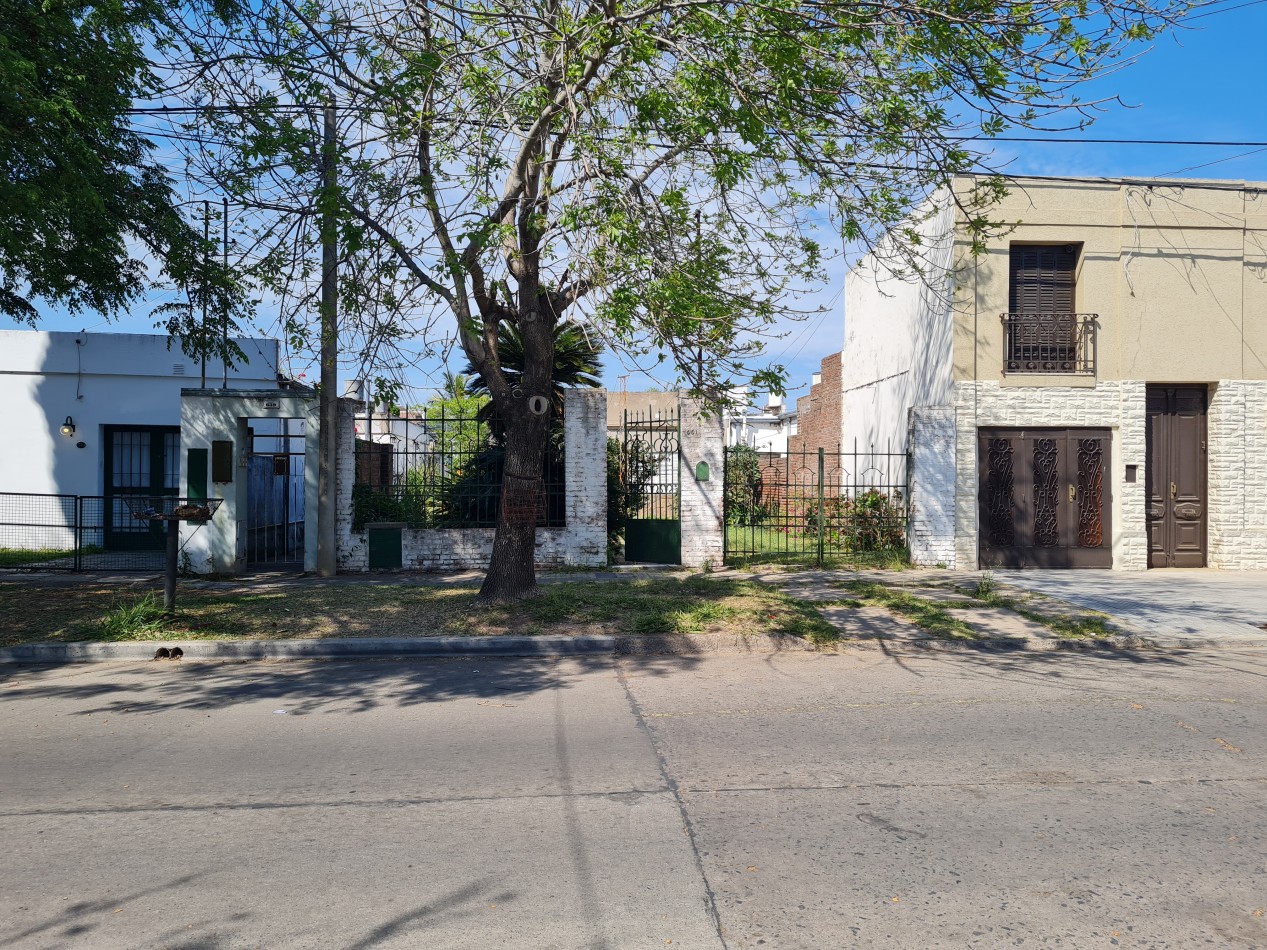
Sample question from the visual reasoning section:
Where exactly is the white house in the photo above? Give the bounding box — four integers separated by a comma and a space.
0, 329, 285, 565
0, 329, 283, 497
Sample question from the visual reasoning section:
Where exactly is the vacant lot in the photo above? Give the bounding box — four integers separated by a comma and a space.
0, 574, 835, 647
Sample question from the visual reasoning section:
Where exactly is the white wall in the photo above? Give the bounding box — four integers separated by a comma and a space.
0, 330, 280, 496
840, 191, 957, 453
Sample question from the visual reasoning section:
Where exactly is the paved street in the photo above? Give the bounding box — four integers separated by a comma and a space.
3, 649, 1267, 949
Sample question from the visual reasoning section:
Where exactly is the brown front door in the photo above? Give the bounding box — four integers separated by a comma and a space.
978, 428, 1112, 568
1146, 386, 1208, 568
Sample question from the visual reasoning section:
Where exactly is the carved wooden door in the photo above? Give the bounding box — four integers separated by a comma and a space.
1146, 387, 1207, 568
978, 428, 1112, 568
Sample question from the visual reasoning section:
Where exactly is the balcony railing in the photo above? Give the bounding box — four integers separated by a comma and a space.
1002, 312, 1098, 376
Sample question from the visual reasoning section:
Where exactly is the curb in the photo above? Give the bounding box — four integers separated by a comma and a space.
0, 635, 616, 664
3, 632, 1266, 665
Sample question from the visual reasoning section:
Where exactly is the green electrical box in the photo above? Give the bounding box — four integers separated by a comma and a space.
695, 460, 710, 481
366, 523, 404, 570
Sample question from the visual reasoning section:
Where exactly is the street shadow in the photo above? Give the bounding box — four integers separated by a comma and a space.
0, 654, 703, 718
0, 872, 231, 948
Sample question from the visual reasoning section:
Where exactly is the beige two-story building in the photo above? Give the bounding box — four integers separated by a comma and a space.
841, 174, 1267, 570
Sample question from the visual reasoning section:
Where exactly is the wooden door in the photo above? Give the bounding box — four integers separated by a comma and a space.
1146, 387, 1207, 568
978, 428, 1112, 568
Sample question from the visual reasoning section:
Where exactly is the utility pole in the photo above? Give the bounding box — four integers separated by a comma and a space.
200, 200, 209, 388
222, 196, 229, 389
317, 100, 338, 576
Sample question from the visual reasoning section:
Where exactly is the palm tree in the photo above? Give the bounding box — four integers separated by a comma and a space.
461, 320, 603, 435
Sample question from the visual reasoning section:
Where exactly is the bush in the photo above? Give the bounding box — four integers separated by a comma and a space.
804, 489, 906, 551
724, 444, 769, 526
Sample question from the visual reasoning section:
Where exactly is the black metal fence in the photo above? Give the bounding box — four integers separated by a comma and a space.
0, 492, 168, 571
351, 410, 566, 530
723, 443, 910, 566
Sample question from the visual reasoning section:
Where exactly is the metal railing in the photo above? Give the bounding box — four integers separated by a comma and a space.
1002, 312, 1098, 375
0, 492, 168, 571
723, 444, 909, 566
351, 411, 566, 530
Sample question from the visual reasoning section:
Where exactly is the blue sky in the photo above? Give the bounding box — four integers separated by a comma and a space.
19, 2, 1267, 406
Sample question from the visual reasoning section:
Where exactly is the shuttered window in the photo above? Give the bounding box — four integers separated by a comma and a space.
1009, 245, 1076, 313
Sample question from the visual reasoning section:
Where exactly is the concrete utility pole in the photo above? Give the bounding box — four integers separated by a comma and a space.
317, 100, 338, 577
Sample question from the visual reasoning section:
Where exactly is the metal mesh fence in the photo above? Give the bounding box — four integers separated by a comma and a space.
351, 411, 566, 530
0, 492, 166, 571
723, 444, 910, 566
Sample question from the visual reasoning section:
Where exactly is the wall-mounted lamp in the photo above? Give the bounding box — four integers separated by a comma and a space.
60, 416, 76, 437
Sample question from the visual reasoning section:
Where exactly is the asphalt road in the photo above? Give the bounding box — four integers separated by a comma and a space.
2, 648, 1266, 949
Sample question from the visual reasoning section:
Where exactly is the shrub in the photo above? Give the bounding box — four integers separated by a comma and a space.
723, 444, 769, 526
804, 489, 906, 551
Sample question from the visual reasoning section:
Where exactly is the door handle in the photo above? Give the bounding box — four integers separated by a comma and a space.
1170, 482, 1177, 499
1068, 484, 1076, 503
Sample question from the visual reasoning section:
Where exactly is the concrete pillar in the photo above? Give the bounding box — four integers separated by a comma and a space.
678, 394, 725, 568
907, 406, 956, 567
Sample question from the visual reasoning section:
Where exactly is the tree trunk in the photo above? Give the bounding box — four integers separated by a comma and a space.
478, 286, 555, 601
479, 399, 551, 601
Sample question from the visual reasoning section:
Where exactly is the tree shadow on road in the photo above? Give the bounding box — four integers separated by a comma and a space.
0, 654, 704, 717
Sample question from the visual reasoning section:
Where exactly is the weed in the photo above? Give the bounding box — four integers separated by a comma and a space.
974, 573, 997, 600
99, 593, 170, 639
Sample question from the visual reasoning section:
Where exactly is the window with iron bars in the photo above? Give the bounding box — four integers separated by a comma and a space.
351, 411, 566, 530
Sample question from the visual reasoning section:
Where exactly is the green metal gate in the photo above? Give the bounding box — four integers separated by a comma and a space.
620, 407, 681, 564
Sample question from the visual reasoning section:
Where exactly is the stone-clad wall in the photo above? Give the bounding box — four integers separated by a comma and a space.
1208, 381, 1267, 568
950, 381, 1149, 571
909, 380, 1267, 571
338, 389, 608, 572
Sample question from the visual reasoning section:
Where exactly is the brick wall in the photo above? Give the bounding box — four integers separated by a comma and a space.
338, 389, 608, 571
788, 352, 843, 454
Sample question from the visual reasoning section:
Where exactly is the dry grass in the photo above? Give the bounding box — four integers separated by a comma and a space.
0, 575, 838, 646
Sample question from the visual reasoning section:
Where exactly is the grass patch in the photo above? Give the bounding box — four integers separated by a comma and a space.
969, 589, 1114, 640
99, 592, 170, 639
0, 575, 839, 647
0, 545, 103, 568
837, 581, 980, 641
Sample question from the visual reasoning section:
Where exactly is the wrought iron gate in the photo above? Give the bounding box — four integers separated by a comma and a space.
620, 407, 681, 564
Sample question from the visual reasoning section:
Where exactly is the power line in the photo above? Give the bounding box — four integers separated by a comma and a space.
122, 106, 1267, 149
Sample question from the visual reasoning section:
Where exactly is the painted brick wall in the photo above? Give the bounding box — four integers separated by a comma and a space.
1208, 380, 1267, 568
951, 381, 1149, 571
679, 394, 725, 568
907, 407, 957, 567
788, 352, 843, 454
338, 388, 609, 572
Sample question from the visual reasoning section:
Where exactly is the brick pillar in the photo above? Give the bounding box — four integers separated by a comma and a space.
678, 394, 725, 568
907, 406, 956, 567
563, 388, 608, 567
